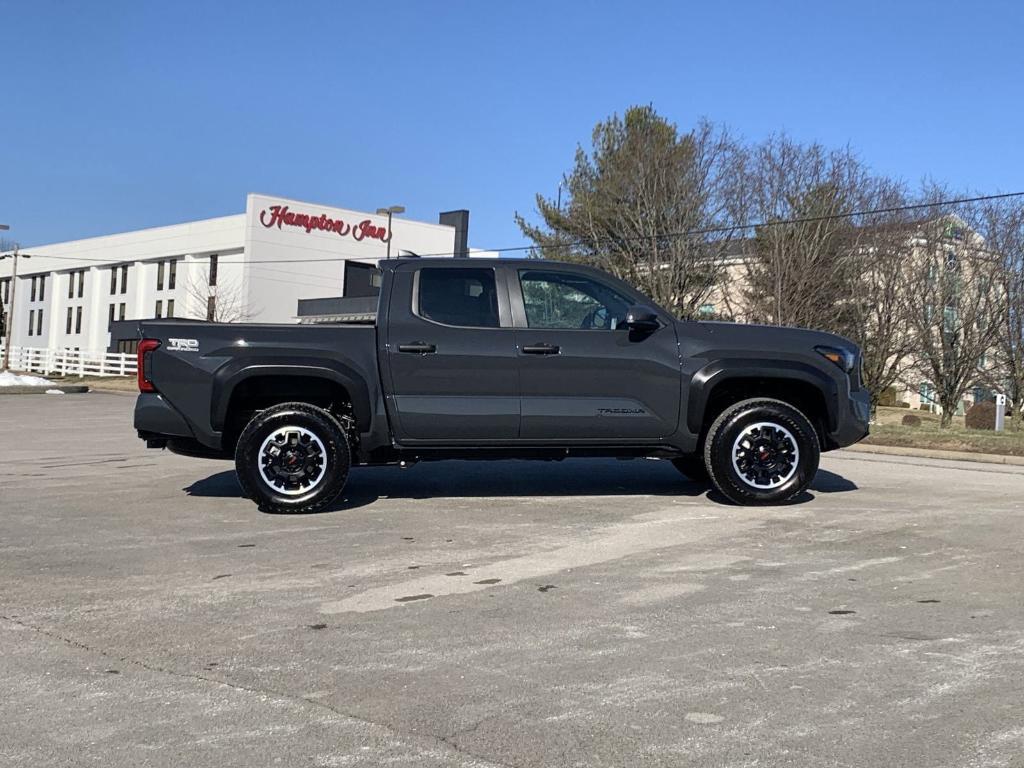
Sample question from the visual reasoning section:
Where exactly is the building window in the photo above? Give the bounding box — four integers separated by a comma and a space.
943, 306, 957, 335
39, 275, 46, 302
68, 273, 75, 299
920, 381, 934, 407
28, 309, 35, 336
209, 254, 218, 287
118, 303, 126, 321
66, 307, 73, 334
110, 267, 117, 294
37, 309, 43, 336
157, 261, 165, 291
30, 277, 37, 302
1, 278, 9, 304
77, 270, 84, 299
168, 260, 177, 290
155, 300, 163, 319
166, 298, 175, 317
120, 265, 128, 294
75, 306, 82, 334
108, 304, 115, 326
207, 295, 216, 321
698, 303, 716, 317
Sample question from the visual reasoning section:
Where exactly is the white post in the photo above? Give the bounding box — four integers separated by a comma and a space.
995, 393, 1007, 432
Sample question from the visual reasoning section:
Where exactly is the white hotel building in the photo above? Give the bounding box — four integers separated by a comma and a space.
0, 194, 484, 356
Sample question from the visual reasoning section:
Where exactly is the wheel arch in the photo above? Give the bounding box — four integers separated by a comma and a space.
687, 360, 838, 447
213, 362, 372, 449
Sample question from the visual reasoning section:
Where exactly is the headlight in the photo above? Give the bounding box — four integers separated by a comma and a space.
815, 345, 856, 373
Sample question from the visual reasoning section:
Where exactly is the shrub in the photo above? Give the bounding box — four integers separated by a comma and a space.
919, 404, 931, 411
878, 386, 898, 407
901, 413, 922, 427
965, 400, 998, 431
897, 401, 910, 408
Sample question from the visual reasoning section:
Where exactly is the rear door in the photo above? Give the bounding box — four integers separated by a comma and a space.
511, 266, 681, 440
382, 263, 519, 441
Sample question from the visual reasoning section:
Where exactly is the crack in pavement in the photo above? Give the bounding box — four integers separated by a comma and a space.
1, 613, 521, 768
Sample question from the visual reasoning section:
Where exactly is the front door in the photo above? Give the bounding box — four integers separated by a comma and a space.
512, 267, 681, 440
383, 263, 519, 442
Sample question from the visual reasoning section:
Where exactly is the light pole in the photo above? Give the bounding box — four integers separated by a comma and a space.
0, 243, 31, 373
375, 205, 405, 260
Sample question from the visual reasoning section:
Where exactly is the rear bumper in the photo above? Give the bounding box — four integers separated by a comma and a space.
134, 393, 194, 441
826, 388, 871, 449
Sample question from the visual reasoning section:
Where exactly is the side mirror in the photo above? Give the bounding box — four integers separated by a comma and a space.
623, 305, 660, 332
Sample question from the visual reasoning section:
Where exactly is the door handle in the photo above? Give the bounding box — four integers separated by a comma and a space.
398, 342, 437, 354
521, 343, 560, 355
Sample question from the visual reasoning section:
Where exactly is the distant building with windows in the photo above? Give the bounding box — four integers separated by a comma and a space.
0, 194, 489, 355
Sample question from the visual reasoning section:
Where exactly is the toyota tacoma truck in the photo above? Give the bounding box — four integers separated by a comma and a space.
134, 258, 870, 512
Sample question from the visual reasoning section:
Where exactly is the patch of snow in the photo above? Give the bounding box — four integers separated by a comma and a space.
45, 389, 65, 395
0, 371, 55, 387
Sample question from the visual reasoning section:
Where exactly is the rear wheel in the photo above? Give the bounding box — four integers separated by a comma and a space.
704, 398, 819, 505
234, 402, 350, 514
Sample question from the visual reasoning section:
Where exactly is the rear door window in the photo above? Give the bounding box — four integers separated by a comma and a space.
417, 267, 500, 328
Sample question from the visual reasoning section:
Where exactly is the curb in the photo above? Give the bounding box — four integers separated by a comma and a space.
843, 443, 1024, 467
87, 388, 137, 396
0, 385, 90, 395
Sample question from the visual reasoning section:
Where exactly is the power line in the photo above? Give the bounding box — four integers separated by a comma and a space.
5, 190, 1024, 268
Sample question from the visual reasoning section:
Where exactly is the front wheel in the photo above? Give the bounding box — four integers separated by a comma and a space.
704, 398, 819, 505
234, 402, 351, 514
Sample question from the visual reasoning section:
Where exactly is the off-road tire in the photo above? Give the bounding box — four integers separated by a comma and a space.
671, 455, 710, 483
704, 398, 819, 505
234, 402, 351, 514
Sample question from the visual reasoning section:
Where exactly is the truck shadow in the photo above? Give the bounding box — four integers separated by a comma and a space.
183, 459, 856, 513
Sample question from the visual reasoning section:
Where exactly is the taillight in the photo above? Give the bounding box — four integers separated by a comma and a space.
138, 339, 161, 393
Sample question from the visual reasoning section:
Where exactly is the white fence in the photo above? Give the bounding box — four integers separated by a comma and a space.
0, 344, 137, 378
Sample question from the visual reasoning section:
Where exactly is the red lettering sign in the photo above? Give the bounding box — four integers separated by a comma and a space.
259, 205, 390, 243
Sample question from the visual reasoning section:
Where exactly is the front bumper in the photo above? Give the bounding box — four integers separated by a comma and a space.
827, 388, 871, 449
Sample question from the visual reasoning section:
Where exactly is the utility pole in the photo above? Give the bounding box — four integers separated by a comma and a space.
376, 205, 405, 260
0, 245, 27, 373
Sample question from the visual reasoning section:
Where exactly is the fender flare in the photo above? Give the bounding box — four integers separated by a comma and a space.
211, 359, 373, 432
686, 358, 840, 435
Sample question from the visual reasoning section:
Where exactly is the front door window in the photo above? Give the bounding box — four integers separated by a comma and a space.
518, 270, 631, 330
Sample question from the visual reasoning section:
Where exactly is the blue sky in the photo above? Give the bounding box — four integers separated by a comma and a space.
1, 0, 1021, 250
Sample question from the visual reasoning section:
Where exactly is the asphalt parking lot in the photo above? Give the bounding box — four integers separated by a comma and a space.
3, 392, 1024, 767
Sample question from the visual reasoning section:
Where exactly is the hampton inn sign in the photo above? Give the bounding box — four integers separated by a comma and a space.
259, 204, 390, 243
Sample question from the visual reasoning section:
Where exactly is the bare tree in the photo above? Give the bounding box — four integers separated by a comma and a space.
903, 192, 1005, 427
979, 197, 1024, 425
845, 184, 919, 413
729, 135, 877, 336
516, 107, 742, 318
186, 266, 253, 323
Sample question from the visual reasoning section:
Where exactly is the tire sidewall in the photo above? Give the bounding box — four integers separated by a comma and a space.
707, 400, 819, 505
235, 404, 350, 513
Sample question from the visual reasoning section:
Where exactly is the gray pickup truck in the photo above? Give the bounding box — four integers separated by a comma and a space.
134, 258, 869, 512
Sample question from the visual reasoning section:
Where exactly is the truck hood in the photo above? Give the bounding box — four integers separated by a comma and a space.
679, 320, 859, 359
